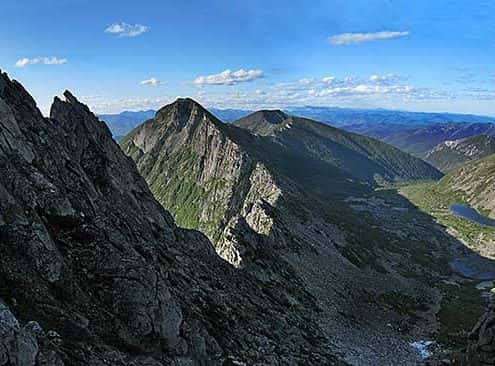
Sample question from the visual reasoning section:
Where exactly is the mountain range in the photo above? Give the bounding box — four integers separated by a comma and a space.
120, 98, 491, 364
0, 72, 342, 365
285, 106, 495, 127
98, 109, 156, 140
0, 71, 493, 365
344, 122, 495, 158
99, 106, 495, 141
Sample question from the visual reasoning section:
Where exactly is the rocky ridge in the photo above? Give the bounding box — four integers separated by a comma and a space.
0, 72, 341, 365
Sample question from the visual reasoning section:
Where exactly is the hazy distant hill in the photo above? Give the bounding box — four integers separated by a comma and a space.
345, 122, 495, 158
210, 107, 253, 122
98, 110, 156, 139
286, 106, 495, 127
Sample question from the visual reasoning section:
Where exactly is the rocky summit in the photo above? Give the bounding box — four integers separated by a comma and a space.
0, 72, 343, 365
120, 98, 492, 365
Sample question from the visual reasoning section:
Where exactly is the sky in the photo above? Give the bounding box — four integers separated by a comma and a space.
1, 0, 495, 115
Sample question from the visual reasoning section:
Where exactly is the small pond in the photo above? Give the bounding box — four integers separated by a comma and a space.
449, 204, 495, 227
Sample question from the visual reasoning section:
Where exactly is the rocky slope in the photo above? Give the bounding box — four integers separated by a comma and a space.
464, 299, 495, 366
0, 71, 346, 365
425, 135, 495, 172
121, 99, 488, 364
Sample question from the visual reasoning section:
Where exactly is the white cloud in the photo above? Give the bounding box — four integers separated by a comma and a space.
105, 22, 149, 37
140, 77, 161, 86
194, 73, 430, 110
369, 73, 401, 84
193, 68, 264, 86
15, 57, 67, 68
322, 76, 336, 84
329, 31, 409, 45
81, 95, 170, 114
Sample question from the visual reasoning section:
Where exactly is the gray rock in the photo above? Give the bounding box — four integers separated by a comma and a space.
0, 71, 338, 365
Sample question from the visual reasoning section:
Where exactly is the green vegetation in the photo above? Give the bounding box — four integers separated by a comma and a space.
234, 113, 443, 186
401, 181, 495, 249
146, 146, 232, 240
436, 282, 485, 347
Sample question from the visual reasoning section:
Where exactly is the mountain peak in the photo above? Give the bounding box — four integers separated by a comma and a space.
233, 110, 289, 135
247, 109, 288, 124
156, 97, 212, 119
121, 97, 223, 155
62, 89, 80, 104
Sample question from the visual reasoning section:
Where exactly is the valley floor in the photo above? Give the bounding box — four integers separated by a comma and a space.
399, 183, 495, 355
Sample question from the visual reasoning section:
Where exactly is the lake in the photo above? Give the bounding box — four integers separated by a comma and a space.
449, 204, 495, 227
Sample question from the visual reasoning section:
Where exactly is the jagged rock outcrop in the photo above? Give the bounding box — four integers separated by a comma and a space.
0, 72, 341, 365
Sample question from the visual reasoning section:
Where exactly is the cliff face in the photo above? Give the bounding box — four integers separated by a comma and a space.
0, 73, 339, 365
120, 99, 478, 365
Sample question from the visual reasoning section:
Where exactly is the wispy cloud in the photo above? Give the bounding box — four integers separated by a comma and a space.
82, 95, 171, 114
85, 73, 464, 114
140, 77, 162, 86
15, 57, 67, 68
368, 73, 402, 85
193, 68, 264, 86
193, 73, 449, 110
329, 31, 409, 45
105, 22, 149, 37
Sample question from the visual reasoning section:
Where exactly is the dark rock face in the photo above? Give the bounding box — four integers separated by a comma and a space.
465, 303, 495, 365
0, 72, 338, 365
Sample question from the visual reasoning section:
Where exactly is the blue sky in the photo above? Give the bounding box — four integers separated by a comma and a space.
2, 0, 495, 115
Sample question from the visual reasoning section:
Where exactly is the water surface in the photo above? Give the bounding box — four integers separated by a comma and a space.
449, 204, 495, 227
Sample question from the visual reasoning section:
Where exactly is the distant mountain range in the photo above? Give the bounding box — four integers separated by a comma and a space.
99, 106, 495, 141
210, 107, 253, 122
99, 109, 156, 140
345, 122, 495, 158
286, 106, 495, 127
